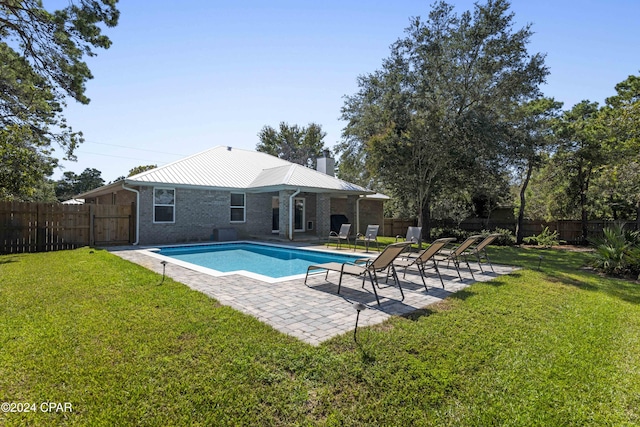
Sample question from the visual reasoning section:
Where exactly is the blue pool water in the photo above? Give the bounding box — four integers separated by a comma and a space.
156, 242, 366, 279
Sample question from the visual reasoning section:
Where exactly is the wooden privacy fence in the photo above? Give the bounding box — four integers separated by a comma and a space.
0, 202, 133, 254
383, 218, 418, 238
385, 217, 638, 244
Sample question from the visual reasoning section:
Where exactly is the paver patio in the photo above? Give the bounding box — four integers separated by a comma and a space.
110, 244, 517, 346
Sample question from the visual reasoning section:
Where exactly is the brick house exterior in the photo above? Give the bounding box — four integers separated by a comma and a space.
78, 147, 386, 245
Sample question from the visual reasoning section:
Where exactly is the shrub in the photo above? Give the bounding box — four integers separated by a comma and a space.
523, 226, 564, 248
430, 227, 515, 246
590, 224, 640, 278
480, 228, 516, 246
431, 227, 472, 242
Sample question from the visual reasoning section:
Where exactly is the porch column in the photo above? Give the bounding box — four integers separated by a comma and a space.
278, 190, 292, 240
316, 193, 331, 238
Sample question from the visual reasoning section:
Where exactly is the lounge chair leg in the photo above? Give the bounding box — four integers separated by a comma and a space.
367, 270, 381, 306
433, 262, 445, 289
417, 263, 428, 291
485, 250, 495, 272
476, 253, 484, 272
390, 265, 404, 300
465, 257, 475, 280
453, 259, 463, 281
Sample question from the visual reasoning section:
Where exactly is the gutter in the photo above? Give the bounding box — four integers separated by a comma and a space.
121, 182, 140, 245
288, 188, 301, 240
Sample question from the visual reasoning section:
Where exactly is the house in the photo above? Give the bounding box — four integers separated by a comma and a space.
77, 146, 386, 245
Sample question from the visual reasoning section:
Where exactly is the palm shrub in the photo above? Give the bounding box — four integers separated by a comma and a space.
590, 224, 640, 278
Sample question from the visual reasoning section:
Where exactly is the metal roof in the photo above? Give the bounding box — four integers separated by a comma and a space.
122, 146, 372, 194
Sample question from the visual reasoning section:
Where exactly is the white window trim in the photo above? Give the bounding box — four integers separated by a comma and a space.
272, 196, 280, 234
230, 192, 246, 223
153, 187, 175, 224
294, 197, 305, 232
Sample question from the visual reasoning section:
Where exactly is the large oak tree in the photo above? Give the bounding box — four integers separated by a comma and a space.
338, 0, 548, 238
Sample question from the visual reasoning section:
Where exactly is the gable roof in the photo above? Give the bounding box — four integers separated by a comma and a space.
117, 146, 372, 195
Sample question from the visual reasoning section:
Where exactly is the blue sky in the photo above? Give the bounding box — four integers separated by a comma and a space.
55, 0, 640, 182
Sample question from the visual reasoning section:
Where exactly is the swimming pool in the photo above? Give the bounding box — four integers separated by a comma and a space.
148, 242, 370, 283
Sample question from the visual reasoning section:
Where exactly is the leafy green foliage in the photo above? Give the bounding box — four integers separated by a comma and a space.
483, 228, 516, 246
551, 101, 607, 243
338, 0, 548, 237
509, 98, 563, 243
590, 224, 640, 278
0, 125, 57, 200
128, 164, 157, 177
0, 0, 119, 200
522, 75, 640, 226
256, 122, 327, 168
523, 226, 563, 247
430, 227, 516, 246
54, 167, 104, 201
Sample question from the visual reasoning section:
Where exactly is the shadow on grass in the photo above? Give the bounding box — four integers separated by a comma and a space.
495, 244, 640, 305
0, 256, 19, 265
402, 307, 437, 322
546, 269, 640, 305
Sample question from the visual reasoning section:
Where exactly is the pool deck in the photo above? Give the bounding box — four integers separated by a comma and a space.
110, 243, 517, 346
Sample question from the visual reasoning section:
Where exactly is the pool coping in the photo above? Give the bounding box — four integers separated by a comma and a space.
140, 240, 377, 284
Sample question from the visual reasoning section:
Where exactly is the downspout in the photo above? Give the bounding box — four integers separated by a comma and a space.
289, 188, 301, 240
122, 183, 140, 245
356, 195, 364, 234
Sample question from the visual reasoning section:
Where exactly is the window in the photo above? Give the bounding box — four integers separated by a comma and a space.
154, 188, 175, 223
230, 193, 245, 222
294, 198, 305, 231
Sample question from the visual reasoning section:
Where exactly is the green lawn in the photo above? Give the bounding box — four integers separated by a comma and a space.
1, 246, 639, 426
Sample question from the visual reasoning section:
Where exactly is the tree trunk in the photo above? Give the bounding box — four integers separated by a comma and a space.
516, 162, 533, 244
419, 197, 432, 243
636, 199, 640, 232
422, 198, 431, 242
581, 191, 588, 245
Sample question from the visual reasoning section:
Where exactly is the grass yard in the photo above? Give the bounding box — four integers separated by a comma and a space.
1, 245, 639, 426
